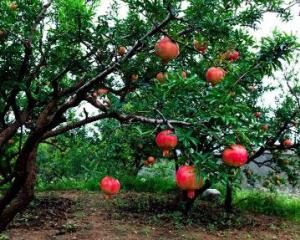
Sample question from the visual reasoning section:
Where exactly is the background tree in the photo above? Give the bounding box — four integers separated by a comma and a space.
0, 0, 299, 231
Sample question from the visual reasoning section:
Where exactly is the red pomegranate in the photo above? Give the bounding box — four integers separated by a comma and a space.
9, 2, 17, 11
193, 39, 208, 54
222, 144, 248, 167
176, 165, 204, 199
261, 125, 269, 131
283, 139, 293, 148
254, 112, 261, 119
130, 74, 139, 82
228, 50, 239, 62
100, 176, 121, 198
155, 37, 180, 63
205, 67, 225, 86
156, 72, 167, 83
118, 46, 126, 56
147, 156, 156, 164
98, 88, 108, 95
182, 71, 187, 79
155, 130, 178, 157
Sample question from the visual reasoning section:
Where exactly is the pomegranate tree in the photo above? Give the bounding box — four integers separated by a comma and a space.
155, 130, 178, 157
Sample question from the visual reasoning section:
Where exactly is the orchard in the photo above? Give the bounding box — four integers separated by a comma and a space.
0, 0, 300, 237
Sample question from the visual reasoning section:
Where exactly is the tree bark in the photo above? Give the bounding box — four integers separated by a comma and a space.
0, 147, 37, 231
224, 176, 233, 213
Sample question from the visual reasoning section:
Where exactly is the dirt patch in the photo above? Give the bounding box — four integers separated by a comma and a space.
9, 195, 75, 230
4, 191, 300, 240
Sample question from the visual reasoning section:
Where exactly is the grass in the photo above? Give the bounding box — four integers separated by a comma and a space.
37, 175, 177, 193
234, 190, 300, 221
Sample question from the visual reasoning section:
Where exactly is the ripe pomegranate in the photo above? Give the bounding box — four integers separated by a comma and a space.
176, 165, 204, 199
9, 2, 17, 11
254, 112, 261, 119
156, 72, 167, 83
155, 37, 179, 63
205, 67, 225, 86
155, 130, 178, 157
97, 88, 108, 95
182, 71, 187, 79
261, 125, 269, 131
283, 139, 293, 148
193, 39, 208, 54
100, 176, 121, 198
118, 46, 126, 56
130, 74, 139, 82
8, 139, 14, 145
228, 50, 239, 61
222, 144, 248, 167
147, 156, 156, 164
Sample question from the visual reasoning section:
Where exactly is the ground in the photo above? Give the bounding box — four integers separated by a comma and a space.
3, 191, 300, 240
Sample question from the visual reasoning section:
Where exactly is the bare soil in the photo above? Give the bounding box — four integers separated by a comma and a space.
4, 191, 300, 240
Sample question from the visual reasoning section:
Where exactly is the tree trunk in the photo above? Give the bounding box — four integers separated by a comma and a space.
224, 177, 233, 213
170, 180, 211, 214
0, 147, 37, 231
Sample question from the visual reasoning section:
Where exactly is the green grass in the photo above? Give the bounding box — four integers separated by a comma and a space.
37, 175, 177, 193
234, 190, 300, 221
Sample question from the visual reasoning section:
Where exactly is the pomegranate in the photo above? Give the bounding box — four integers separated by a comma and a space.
176, 165, 204, 199
182, 71, 187, 79
260, 125, 269, 131
155, 130, 178, 157
193, 39, 208, 54
155, 37, 179, 63
130, 74, 139, 82
228, 50, 239, 62
147, 156, 156, 164
254, 112, 261, 119
205, 67, 225, 86
9, 2, 17, 11
8, 139, 14, 145
118, 46, 126, 56
283, 139, 293, 148
100, 176, 121, 198
156, 72, 167, 83
222, 144, 248, 167
97, 88, 108, 95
